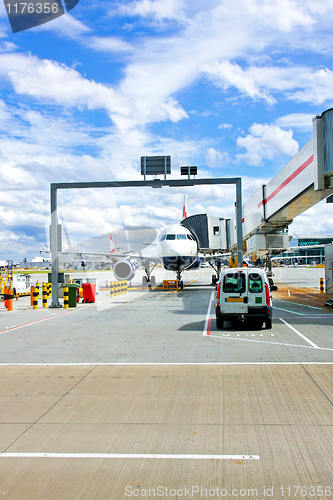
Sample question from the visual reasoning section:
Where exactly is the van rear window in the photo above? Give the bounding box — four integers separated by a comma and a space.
223, 273, 246, 294
248, 273, 263, 293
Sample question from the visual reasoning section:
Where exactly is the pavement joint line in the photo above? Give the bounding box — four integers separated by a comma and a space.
0, 452, 259, 460
1, 362, 332, 366
279, 317, 319, 348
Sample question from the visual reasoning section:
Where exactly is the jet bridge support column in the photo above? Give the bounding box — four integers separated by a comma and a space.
50, 183, 60, 308
236, 178, 243, 267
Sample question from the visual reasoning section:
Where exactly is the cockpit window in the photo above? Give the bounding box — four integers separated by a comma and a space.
166, 234, 176, 240
160, 235, 166, 241
177, 234, 186, 240
187, 234, 192, 240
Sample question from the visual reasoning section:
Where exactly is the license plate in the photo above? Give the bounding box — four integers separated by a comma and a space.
225, 297, 244, 302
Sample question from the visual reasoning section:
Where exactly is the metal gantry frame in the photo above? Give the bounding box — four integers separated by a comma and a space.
50, 177, 243, 307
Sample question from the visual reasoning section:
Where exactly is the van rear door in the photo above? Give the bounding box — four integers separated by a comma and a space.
247, 271, 265, 307
220, 271, 248, 314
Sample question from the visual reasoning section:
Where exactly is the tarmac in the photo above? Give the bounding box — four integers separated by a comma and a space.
0, 267, 332, 499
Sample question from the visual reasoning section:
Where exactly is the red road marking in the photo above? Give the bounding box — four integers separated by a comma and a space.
0, 310, 73, 335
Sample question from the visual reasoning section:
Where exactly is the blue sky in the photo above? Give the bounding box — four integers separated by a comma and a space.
1, 0, 333, 261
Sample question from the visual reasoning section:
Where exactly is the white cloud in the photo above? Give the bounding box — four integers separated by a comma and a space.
249, 0, 314, 31
0, 53, 189, 132
120, 0, 186, 22
291, 68, 333, 104
218, 123, 233, 130
88, 36, 134, 54
5, 56, 127, 113
2, 0, 333, 260
37, 13, 91, 38
275, 113, 314, 131
204, 60, 275, 103
236, 123, 299, 166
289, 200, 333, 235
205, 62, 333, 106
246, 65, 333, 105
205, 147, 229, 168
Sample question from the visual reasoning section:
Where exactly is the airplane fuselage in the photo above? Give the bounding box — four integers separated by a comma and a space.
156, 224, 200, 273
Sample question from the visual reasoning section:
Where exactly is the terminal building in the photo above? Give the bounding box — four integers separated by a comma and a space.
273, 234, 333, 265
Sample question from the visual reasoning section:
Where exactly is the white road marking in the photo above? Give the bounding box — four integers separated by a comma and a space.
276, 299, 325, 311
203, 291, 214, 336
275, 307, 305, 315
0, 452, 259, 460
279, 318, 319, 348
208, 335, 333, 351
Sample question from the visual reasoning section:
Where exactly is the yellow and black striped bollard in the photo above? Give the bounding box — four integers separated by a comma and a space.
320, 277, 324, 293
110, 282, 114, 298
33, 287, 39, 310
64, 286, 69, 309
42, 283, 48, 308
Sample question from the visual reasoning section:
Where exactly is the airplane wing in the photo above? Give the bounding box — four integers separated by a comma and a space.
60, 250, 162, 264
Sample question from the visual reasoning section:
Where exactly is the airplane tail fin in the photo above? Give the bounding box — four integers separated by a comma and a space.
109, 233, 116, 253
182, 195, 187, 219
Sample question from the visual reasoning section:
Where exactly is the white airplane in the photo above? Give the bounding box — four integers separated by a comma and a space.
60, 196, 220, 288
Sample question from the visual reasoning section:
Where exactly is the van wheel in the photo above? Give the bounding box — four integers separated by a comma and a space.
216, 317, 224, 330
265, 318, 272, 329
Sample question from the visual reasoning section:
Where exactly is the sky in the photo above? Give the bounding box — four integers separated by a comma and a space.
1, 0, 333, 261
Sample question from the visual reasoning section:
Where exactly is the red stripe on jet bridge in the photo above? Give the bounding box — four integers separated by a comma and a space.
234, 217, 245, 229
258, 155, 314, 208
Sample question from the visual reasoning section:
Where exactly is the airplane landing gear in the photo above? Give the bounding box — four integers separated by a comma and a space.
176, 270, 183, 289
142, 260, 157, 288
209, 260, 222, 285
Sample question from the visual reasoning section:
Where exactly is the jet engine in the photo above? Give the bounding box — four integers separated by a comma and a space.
113, 260, 136, 281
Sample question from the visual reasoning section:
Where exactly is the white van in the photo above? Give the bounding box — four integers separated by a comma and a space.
215, 267, 277, 330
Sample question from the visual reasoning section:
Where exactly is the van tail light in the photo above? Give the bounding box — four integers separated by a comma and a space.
265, 282, 271, 306
217, 282, 221, 305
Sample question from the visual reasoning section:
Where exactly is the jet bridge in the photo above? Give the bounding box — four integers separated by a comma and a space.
180, 213, 229, 253
183, 108, 333, 255
232, 108, 333, 251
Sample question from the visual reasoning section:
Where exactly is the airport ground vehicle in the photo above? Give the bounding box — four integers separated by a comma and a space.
215, 267, 277, 329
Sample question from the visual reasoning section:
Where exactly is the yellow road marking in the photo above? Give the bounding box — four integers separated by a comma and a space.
173, 279, 197, 292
